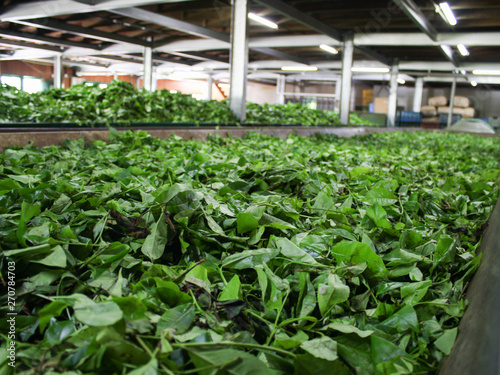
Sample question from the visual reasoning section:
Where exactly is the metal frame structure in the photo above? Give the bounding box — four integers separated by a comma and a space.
228, 0, 249, 120
339, 34, 354, 125
0, 0, 499, 121
387, 61, 399, 127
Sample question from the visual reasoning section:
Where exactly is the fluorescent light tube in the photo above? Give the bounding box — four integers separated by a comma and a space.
248, 13, 278, 29
439, 2, 457, 25
319, 44, 338, 55
351, 67, 390, 73
191, 66, 205, 71
281, 66, 318, 71
470, 81, 478, 87
473, 70, 500, 75
397, 78, 406, 84
457, 44, 469, 56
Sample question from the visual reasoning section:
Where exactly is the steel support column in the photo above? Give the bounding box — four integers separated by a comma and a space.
143, 38, 153, 91
334, 79, 341, 111
229, 0, 249, 121
447, 78, 457, 128
276, 75, 285, 105
207, 74, 213, 100
152, 68, 157, 91
350, 85, 356, 112
339, 34, 354, 125
387, 62, 399, 127
53, 54, 63, 88
413, 77, 424, 112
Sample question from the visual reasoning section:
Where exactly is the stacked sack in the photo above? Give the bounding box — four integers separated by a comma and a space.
446, 96, 475, 118
421, 96, 445, 123
421, 96, 475, 123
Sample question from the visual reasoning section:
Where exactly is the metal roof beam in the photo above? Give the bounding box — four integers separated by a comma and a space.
13, 18, 152, 47
109, 7, 231, 42
113, 7, 308, 64
0, 29, 104, 50
253, 0, 342, 41
91, 52, 194, 66
0, 49, 59, 60
251, 47, 309, 65
90, 54, 153, 65
253, 0, 390, 65
0, 38, 64, 52
393, 0, 458, 67
439, 44, 460, 67
156, 31, 500, 57
0, 0, 192, 21
153, 53, 196, 65
393, 0, 438, 41
253, 32, 500, 49
29, 57, 110, 68
165, 51, 229, 63
354, 46, 391, 66
356, 32, 500, 47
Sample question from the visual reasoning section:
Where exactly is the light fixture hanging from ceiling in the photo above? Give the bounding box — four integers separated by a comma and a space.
248, 13, 278, 29
319, 44, 338, 55
457, 44, 470, 56
438, 2, 457, 26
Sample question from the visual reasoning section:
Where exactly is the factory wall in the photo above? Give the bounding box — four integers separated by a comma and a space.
247, 81, 277, 104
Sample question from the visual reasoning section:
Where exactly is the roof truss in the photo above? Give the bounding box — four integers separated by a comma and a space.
0, 0, 192, 21
253, 0, 391, 66
13, 18, 152, 47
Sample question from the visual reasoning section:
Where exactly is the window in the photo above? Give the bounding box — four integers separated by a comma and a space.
1, 75, 45, 93
22, 77, 44, 93
1, 75, 21, 90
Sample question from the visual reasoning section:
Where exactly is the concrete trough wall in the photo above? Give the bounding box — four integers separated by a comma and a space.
439, 194, 500, 375
0, 125, 499, 373
0, 126, 436, 150
1, 126, 499, 150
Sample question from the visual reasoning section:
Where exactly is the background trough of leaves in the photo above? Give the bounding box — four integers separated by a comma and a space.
0, 80, 372, 126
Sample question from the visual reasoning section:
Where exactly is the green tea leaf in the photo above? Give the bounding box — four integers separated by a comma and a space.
142, 212, 169, 260
300, 337, 338, 361
219, 275, 242, 301
157, 304, 195, 335
331, 241, 387, 277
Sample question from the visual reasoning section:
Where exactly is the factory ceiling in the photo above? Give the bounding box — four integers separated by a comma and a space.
0, 0, 499, 84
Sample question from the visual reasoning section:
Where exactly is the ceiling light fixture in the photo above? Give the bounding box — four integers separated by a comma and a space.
472, 70, 500, 75
281, 66, 318, 71
470, 81, 478, 87
457, 44, 469, 56
191, 66, 205, 71
397, 78, 406, 84
319, 44, 339, 55
439, 2, 457, 26
351, 67, 390, 73
248, 13, 278, 29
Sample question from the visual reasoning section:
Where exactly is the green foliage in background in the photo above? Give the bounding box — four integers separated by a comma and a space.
0, 80, 372, 126
0, 130, 499, 374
